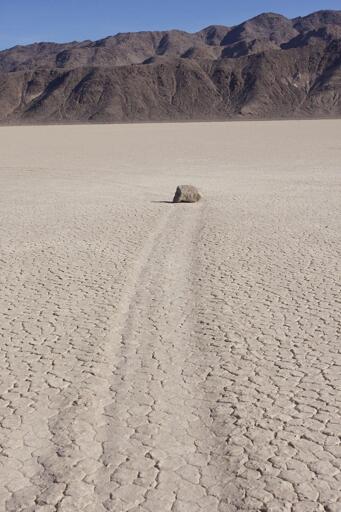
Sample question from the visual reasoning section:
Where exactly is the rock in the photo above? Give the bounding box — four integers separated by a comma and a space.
173, 185, 202, 203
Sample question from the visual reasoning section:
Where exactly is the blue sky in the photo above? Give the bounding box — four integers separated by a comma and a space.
1, 0, 341, 50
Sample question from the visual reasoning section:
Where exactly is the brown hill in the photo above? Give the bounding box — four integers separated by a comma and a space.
0, 10, 340, 123
293, 9, 341, 31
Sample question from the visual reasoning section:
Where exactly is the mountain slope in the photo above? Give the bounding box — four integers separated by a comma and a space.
0, 10, 340, 123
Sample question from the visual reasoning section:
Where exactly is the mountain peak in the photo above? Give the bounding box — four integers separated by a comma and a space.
293, 9, 341, 31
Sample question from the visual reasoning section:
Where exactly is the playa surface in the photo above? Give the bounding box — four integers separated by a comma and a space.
0, 120, 340, 512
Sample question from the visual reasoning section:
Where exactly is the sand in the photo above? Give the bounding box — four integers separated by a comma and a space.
0, 120, 340, 511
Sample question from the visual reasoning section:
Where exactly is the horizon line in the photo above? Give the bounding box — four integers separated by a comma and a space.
0, 8, 339, 52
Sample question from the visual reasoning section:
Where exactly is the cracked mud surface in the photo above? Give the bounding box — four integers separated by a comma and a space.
0, 121, 340, 511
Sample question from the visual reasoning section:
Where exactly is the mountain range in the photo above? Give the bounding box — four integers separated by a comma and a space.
0, 10, 341, 123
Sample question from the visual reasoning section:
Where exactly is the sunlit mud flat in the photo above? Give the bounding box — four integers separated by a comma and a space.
0, 120, 340, 511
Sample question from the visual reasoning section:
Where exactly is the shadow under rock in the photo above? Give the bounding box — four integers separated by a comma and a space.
151, 200, 174, 204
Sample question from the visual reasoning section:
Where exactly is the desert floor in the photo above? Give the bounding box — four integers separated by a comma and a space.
0, 120, 340, 512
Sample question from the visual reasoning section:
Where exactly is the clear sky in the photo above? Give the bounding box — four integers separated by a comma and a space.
1, 0, 341, 50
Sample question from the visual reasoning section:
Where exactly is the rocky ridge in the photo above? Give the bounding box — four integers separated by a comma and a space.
0, 10, 340, 122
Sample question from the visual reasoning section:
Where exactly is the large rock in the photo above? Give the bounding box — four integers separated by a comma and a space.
173, 185, 202, 203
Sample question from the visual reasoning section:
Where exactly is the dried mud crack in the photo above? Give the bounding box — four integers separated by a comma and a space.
0, 122, 340, 512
